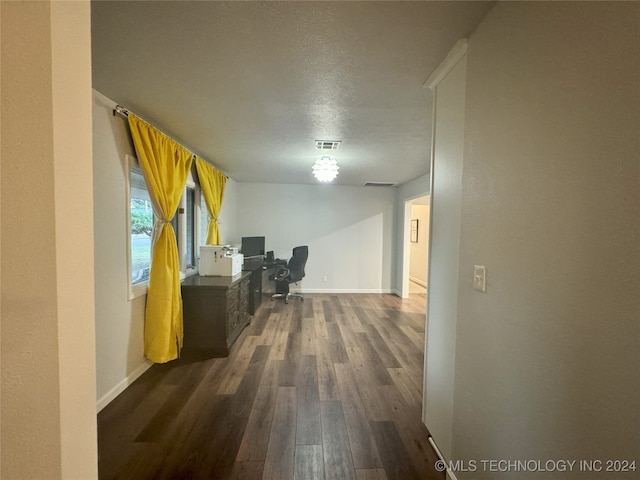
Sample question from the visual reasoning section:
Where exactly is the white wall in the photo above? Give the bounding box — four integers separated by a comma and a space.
397, 173, 430, 201
1, 1, 97, 477
218, 178, 239, 245
92, 90, 151, 409
441, 3, 639, 477
237, 183, 397, 293
423, 44, 467, 460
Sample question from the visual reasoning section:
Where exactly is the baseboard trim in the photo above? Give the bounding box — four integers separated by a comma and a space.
297, 288, 395, 294
409, 276, 427, 288
96, 360, 153, 412
428, 436, 459, 480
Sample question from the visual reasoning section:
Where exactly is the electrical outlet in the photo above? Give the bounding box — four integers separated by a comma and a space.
473, 265, 486, 292
323, 275, 328, 282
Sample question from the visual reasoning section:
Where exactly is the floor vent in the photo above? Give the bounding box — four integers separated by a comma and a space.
315, 140, 341, 150
364, 181, 396, 187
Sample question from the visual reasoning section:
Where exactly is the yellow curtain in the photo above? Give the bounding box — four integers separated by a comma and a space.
195, 157, 227, 245
128, 114, 193, 363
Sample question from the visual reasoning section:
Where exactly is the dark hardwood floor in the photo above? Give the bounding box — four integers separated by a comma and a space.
98, 292, 445, 480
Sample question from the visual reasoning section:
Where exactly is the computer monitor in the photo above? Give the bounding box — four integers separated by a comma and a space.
241, 236, 265, 258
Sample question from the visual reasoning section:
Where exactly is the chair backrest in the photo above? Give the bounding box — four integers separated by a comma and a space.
287, 246, 308, 283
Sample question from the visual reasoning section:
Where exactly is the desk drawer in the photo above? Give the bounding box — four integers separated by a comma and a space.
226, 285, 239, 303
227, 309, 239, 330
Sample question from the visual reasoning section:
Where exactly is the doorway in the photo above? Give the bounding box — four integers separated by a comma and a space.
402, 195, 430, 298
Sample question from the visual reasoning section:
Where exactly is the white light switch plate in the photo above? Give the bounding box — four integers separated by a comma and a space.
473, 265, 486, 292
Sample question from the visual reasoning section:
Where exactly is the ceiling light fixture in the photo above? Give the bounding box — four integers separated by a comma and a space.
312, 156, 339, 182
315, 140, 341, 150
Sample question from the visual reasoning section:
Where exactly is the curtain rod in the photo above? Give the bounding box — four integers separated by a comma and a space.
113, 105, 130, 117
113, 104, 228, 179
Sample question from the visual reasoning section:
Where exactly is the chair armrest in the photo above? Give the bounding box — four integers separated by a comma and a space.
273, 266, 290, 281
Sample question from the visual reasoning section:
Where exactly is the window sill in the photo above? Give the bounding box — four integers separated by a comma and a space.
130, 270, 197, 299
129, 280, 149, 300
182, 269, 198, 282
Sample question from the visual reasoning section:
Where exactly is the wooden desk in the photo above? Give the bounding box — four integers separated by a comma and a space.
181, 271, 251, 357
242, 257, 264, 314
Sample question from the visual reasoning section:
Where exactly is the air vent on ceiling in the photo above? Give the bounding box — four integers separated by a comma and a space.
364, 181, 397, 187
315, 140, 341, 150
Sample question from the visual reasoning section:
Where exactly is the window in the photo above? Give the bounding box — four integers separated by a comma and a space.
128, 157, 153, 298
174, 184, 199, 275
127, 155, 201, 299
201, 194, 209, 245
185, 187, 196, 269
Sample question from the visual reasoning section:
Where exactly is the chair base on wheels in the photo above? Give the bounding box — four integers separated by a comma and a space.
271, 292, 304, 304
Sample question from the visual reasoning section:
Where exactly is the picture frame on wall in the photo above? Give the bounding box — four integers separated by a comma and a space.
411, 219, 418, 243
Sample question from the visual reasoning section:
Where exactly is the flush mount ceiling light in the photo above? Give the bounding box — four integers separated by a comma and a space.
312, 156, 340, 182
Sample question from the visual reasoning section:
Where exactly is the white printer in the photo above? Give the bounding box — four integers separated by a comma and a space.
199, 245, 243, 276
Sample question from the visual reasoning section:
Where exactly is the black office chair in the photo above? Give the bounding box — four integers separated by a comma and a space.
269, 246, 308, 303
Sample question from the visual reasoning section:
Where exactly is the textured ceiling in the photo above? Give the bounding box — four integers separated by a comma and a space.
91, 1, 494, 186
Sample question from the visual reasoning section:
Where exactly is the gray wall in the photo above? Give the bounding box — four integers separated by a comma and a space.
446, 3, 639, 477
236, 183, 397, 293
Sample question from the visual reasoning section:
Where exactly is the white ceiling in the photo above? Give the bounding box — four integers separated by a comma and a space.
91, 1, 494, 186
